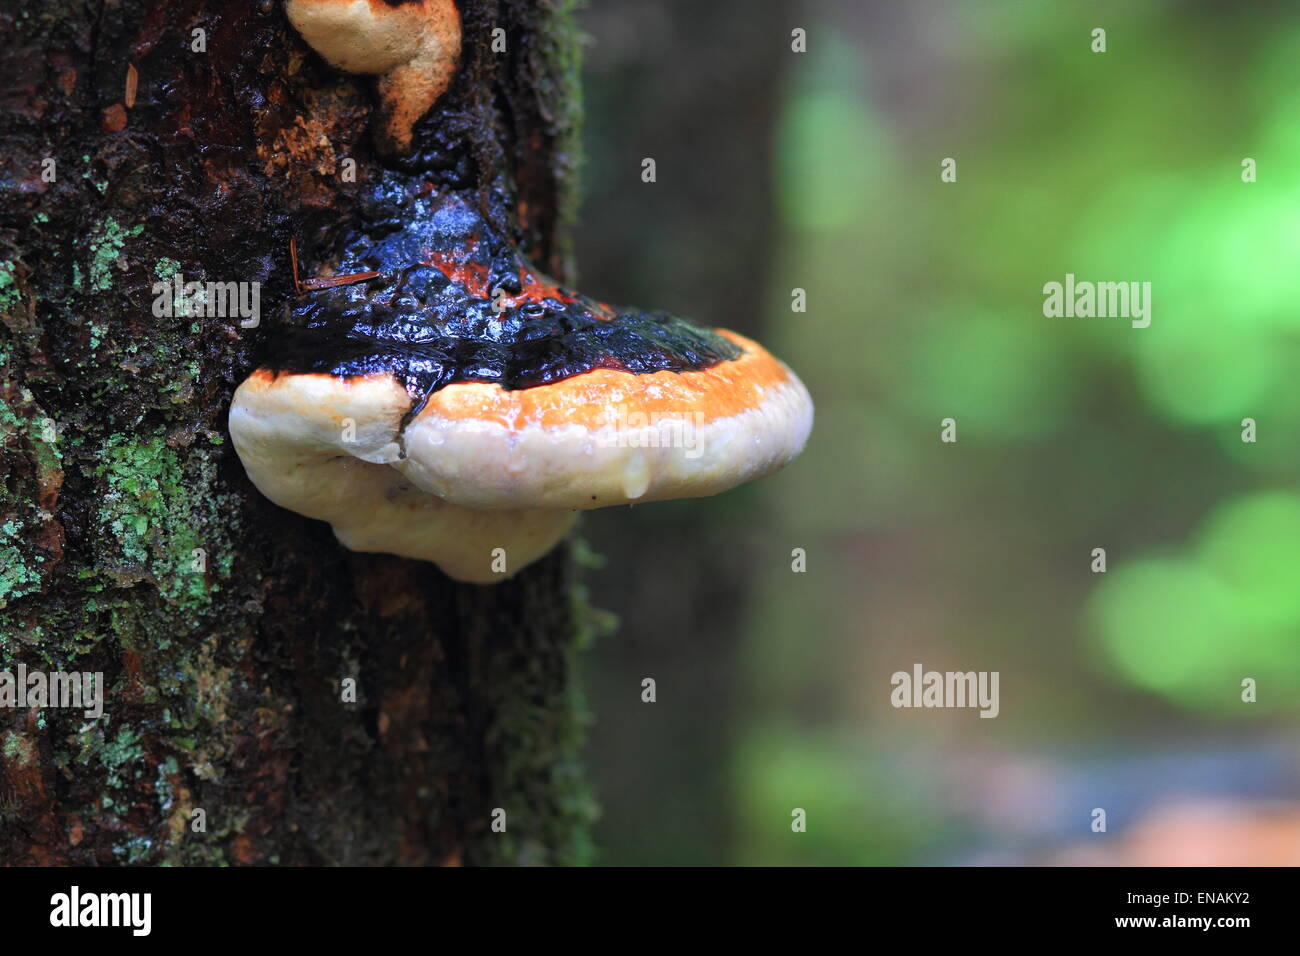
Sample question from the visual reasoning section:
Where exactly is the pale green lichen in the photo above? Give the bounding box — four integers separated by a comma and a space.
88, 218, 144, 292
81, 156, 109, 195
99, 726, 147, 790
78, 723, 155, 862
0, 260, 20, 313
2, 730, 36, 767
154, 258, 181, 280
0, 393, 61, 610
0, 519, 42, 609
94, 431, 231, 616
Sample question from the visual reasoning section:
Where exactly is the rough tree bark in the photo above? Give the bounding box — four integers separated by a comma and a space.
0, 0, 598, 866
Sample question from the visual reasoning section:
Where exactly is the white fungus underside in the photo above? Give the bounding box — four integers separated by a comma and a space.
227, 369, 812, 583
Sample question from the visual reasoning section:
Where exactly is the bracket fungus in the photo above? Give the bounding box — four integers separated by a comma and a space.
230, 2, 812, 583
285, 0, 461, 154
229, 191, 812, 582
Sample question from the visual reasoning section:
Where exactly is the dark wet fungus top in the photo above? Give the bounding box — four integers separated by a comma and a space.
265, 191, 743, 413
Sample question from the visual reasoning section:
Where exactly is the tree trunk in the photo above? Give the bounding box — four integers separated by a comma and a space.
0, 0, 596, 866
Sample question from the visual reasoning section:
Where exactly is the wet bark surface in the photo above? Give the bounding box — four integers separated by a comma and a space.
0, 0, 596, 866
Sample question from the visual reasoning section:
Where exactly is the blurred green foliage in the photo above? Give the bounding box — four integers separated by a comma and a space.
1089, 491, 1300, 711
739, 1, 1300, 864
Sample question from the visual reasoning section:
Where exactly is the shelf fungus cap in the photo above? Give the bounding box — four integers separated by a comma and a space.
285, 0, 461, 154
398, 330, 812, 511
228, 193, 813, 583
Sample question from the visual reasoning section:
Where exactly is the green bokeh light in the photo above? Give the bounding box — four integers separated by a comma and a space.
775, 34, 885, 233
734, 727, 936, 866
1088, 557, 1250, 702
1134, 310, 1281, 427
897, 309, 1073, 441
1196, 491, 1300, 628
775, 90, 880, 232
1217, 380, 1300, 475
1087, 497, 1300, 712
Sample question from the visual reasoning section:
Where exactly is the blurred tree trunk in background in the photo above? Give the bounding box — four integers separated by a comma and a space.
575, 0, 790, 865
0, 0, 595, 866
